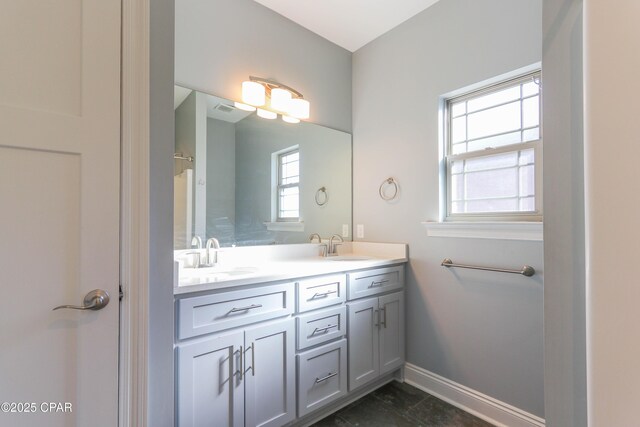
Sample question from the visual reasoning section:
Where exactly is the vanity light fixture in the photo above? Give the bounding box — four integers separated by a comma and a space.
241, 76, 310, 122
241, 81, 266, 106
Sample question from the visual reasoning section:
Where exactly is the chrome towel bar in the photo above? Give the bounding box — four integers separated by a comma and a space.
441, 258, 535, 277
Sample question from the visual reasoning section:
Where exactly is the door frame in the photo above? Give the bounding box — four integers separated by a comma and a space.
120, 0, 151, 425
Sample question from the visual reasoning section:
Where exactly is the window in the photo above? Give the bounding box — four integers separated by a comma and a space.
277, 148, 300, 221
444, 71, 542, 221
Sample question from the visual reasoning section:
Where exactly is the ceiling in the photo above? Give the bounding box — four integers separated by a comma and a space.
253, 0, 441, 52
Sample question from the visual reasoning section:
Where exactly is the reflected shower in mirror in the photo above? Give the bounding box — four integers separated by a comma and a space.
173, 86, 352, 249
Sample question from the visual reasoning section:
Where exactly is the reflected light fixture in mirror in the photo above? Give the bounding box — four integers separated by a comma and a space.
241, 76, 310, 123
257, 108, 277, 119
282, 115, 300, 124
234, 101, 256, 112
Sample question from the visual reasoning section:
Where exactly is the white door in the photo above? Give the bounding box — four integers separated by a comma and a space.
0, 0, 121, 425
244, 318, 296, 427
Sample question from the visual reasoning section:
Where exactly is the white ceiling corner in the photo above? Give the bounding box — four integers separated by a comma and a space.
252, 0, 441, 52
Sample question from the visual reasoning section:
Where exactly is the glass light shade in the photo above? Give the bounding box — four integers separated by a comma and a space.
234, 101, 256, 112
242, 81, 266, 106
282, 115, 300, 124
257, 108, 277, 120
289, 98, 310, 119
270, 88, 292, 112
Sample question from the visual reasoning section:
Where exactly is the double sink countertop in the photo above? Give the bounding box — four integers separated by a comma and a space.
174, 241, 408, 295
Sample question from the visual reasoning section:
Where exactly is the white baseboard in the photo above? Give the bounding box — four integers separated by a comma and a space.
403, 363, 545, 427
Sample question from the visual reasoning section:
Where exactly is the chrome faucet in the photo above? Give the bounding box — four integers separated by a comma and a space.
191, 235, 203, 249
328, 234, 344, 256
206, 237, 220, 266
310, 233, 328, 257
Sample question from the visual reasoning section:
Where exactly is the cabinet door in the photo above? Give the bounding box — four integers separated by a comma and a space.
379, 291, 405, 375
177, 331, 244, 427
244, 318, 296, 427
347, 297, 380, 390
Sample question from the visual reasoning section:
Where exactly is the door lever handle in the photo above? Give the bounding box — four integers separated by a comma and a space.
53, 289, 110, 311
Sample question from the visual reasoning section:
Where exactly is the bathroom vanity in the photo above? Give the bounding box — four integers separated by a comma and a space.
174, 242, 407, 426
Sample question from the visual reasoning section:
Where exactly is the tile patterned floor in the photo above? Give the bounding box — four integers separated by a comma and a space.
311, 381, 494, 427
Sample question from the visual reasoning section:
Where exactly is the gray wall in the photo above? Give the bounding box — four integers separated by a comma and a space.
352, 0, 544, 417
542, 0, 586, 425
174, 91, 196, 175
175, 0, 352, 133
149, 0, 175, 423
206, 118, 236, 245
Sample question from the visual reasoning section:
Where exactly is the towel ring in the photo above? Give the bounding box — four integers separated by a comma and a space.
379, 177, 398, 201
315, 187, 328, 206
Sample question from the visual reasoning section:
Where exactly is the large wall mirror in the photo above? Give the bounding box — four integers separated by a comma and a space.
173, 86, 352, 249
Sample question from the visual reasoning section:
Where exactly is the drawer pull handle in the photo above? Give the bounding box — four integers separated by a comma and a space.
369, 279, 389, 288
311, 324, 338, 335
315, 372, 338, 383
310, 290, 337, 300
229, 304, 263, 313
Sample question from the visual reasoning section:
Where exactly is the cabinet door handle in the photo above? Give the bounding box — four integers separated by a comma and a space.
380, 306, 387, 328
236, 346, 244, 380
315, 372, 338, 383
311, 324, 338, 335
310, 290, 337, 300
374, 309, 379, 328
369, 279, 389, 288
250, 342, 256, 377
229, 303, 262, 313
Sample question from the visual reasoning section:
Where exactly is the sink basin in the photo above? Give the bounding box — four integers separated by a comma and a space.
326, 255, 374, 261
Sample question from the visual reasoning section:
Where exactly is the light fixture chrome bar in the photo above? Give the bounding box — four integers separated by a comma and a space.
249, 76, 304, 99
441, 258, 535, 277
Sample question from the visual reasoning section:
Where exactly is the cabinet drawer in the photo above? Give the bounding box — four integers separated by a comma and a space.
297, 306, 346, 350
297, 274, 346, 313
297, 340, 347, 417
177, 283, 294, 339
347, 265, 404, 300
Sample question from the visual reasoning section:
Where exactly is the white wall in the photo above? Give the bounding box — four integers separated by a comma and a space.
585, 0, 640, 424
175, 0, 352, 132
353, 0, 544, 417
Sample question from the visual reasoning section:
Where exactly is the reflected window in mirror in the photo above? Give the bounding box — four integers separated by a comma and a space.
276, 147, 300, 221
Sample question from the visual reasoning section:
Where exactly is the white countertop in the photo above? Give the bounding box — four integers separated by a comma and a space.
174, 242, 408, 296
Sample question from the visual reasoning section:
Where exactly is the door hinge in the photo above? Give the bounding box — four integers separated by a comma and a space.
119, 284, 124, 301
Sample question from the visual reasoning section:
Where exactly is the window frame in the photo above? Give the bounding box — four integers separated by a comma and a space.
275, 147, 300, 222
443, 71, 543, 222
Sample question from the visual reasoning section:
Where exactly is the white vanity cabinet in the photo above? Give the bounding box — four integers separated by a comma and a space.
177, 317, 296, 427
176, 281, 297, 427
176, 260, 406, 427
347, 286, 405, 391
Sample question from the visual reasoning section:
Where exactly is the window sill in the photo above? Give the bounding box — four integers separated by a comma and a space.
422, 221, 542, 241
264, 221, 305, 232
